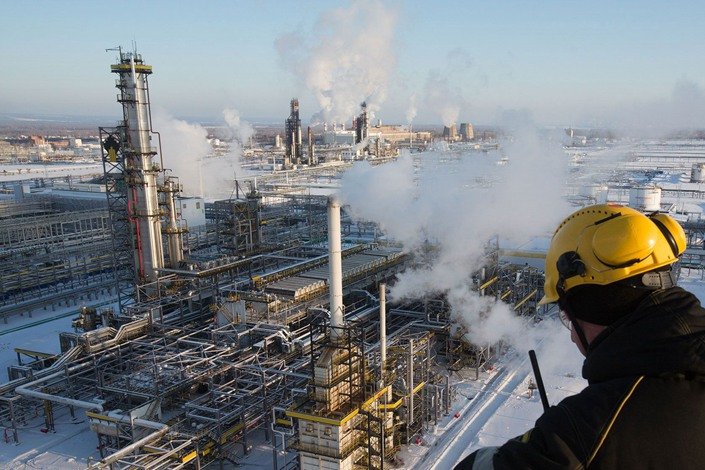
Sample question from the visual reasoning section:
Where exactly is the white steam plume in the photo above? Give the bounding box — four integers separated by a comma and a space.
152, 108, 211, 197
223, 108, 254, 146
420, 49, 474, 126
199, 108, 255, 200
423, 70, 464, 126
406, 93, 418, 125
339, 125, 571, 352
275, 0, 398, 124
581, 78, 705, 137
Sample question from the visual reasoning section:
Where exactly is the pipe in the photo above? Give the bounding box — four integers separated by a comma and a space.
15, 364, 104, 412
92, 418, 169, 468
327, 195, 344, 340
380, 283, 387, 381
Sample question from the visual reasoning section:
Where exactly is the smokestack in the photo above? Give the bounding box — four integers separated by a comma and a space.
380, 283, 386, 381
308, 126, 316, 165
328, 195, 344, 340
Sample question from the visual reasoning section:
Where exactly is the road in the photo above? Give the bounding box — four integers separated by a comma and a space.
423, 360, 532, 469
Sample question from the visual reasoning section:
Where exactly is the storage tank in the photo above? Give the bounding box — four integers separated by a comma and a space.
579, 184, 610, 204
629, 186, 661, 212
691, 163, 705, 183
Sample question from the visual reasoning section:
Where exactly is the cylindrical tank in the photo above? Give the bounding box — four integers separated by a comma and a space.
629, 186, 661, 212
691, 163, 705, 183
579, 184, 609, 204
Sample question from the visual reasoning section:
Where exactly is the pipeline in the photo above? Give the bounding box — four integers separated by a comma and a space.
89, 416, 169, 468
15, 362, 104, 411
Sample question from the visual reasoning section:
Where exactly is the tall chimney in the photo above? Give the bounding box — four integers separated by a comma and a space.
328, 196, 344, 340
380, 283, 387, 382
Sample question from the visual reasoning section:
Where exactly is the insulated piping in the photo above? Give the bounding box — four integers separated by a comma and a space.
15, 363, 104, 412
90, 417, 169, 468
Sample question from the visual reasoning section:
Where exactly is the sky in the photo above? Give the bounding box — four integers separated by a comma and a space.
2, 0, 705, 128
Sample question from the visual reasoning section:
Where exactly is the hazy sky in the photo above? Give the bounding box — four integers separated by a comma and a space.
2, 0, 705, 128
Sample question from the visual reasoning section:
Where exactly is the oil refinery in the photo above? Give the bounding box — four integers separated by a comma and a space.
2, 48, 705, 470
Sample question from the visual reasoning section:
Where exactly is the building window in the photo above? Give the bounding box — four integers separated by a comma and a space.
183, 204, 187, 209
196, 202, 201, 209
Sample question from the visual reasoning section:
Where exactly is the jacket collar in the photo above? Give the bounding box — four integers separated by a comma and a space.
583, 287, 705, 383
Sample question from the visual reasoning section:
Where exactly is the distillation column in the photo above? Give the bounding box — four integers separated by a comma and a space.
354, 102, 370, 156
162, 178, 185, 268
111, 51, 164, 282
285, 98, 302, 167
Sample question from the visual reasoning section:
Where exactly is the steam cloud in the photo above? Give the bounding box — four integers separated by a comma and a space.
580, 78, 705, 136
153, 108, 211, 197
339, 126, 571, 352
421, 49, 473, 126
406, 93, 417, 125
275, 0, 398, 124
152, 107, 254, 200
198, 108, 255, 199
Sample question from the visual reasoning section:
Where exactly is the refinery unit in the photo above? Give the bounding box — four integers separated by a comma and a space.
3, 50, 705, 470
0, 51, 547, 469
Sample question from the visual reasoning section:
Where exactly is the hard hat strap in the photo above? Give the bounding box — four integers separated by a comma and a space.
640, 270, 676, 289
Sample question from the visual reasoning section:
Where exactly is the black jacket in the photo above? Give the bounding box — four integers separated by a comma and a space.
455, 287, 705, 469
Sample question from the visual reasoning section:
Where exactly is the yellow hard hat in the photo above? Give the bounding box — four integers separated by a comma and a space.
540, 204, 686, 305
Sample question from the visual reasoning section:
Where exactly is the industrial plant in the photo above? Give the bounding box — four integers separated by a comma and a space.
0, 50, 545, 469
2, 49, 705, 470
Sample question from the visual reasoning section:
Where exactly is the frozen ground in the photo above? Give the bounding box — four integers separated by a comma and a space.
0, 163, 102, 183
0, 296, 116, 469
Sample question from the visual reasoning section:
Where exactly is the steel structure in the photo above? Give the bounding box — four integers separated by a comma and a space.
0, 50, 555, 470
285, 99, 303, 168
0, 200, 118, 321
110, 49, 165, 284
101, 125, 138, 314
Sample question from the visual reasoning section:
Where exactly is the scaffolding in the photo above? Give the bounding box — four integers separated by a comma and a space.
101, 125, 136, 314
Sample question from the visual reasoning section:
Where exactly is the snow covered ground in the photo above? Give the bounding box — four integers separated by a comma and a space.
0, 297, 116, 469
0, 163, 102, 183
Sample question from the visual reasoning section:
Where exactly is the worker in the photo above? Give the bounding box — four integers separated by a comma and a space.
455, 203, 705, 469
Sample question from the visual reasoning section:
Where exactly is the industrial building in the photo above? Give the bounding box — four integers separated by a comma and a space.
0, 51, 549, 469
6, 49, 705, 470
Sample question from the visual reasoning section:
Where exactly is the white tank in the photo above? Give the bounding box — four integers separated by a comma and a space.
691, 163, 705, 183
629, 186, 661, 212
579, 184, 609, 203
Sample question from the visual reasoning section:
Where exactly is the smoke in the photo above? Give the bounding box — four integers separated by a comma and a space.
419, 49, 475, 126
423, 70, 465, 126
199, 108, 255, 200
339, 125, 571, 352
406, 93, 417, 125
275, 0, 398, 124
584, 78, 705, 136
223, 108, 254, 145
152, 108, 211, 197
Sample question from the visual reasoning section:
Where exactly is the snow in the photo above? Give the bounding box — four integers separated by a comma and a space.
0, 163, 102, 183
